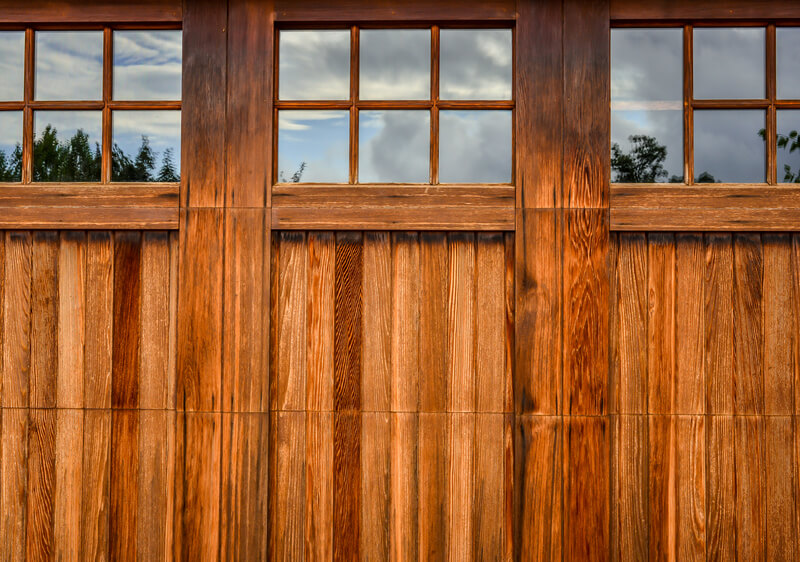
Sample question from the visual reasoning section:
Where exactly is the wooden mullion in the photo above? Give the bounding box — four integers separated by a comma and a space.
431, 25, 439, 185
691, 99, 771, 109
107, 101, 182, 110
766, 24, 777, 185
684, 25, 693, 185
350, 25, 358, 184
102, 27, 113, 184
23, 27, 34, 184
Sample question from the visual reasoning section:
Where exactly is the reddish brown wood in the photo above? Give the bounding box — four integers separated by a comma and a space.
274, 0, 515, 21
333, 412, 360, 561
611, 0, 800, 20
110, 410, 138, 562
30, 231, 58, 409
112, 232, 142, 409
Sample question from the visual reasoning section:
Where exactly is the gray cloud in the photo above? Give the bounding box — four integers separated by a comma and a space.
694, 110, 765, 182
611, 109, 683, 180
279, 31, 350, 100
777, 28, 800, 100
439, 110, 511, 183
359, 110, 429, 183
0, 32, 24, 101
359, 30, 430, 100
777, 110, 800, 182
0, 112, 22, 153
694, 28, 764, 99
36, 31, 103, 101
440, 29, 511, 100
611, 28, 682, 102
113, 30, 182, 100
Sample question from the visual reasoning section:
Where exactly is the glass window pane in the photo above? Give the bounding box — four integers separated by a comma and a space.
0, 112, 23, 182
35, 31, 103, 101
112, 111, 181, 182
114, 30, 182, 101
611, 28, 682, 103
694, 109, 765, 183
359, 110, 429, 183
777, 28, 800, 100
360, 30, 430, 100
694, 27, 765, 100
0, 32, 24, 101
440, 29, 512, 100
611, 110, 683, 182
279, 30, 350, 100
278, 110, 349, 183
34, 111, 102, 182
439, 110, 511, 183
777, 110, 800, 183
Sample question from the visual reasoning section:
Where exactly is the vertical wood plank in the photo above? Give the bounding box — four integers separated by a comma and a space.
562, 0, 610, 208
362, 232, 392, 413
648, 416, 675, 561
563, 209, 609, 415
3, 232, 32, 408
307, 232, 334, 412
178, 208, 224, 411
168, 230, 179, 410
80, 410, 111, 562
57, 231, 85, 409
110, 410, 138, 562
361, 411, 390, 561
516, 211, 561, 415
473, 414, 504, 558
476, 234, 505, 413
225, 0, 271, 207
419, 412, 447, 561
391, 232, 419, 412
616, 233, 647, 414
334, 232, 362, 413
763, 234, 793, 415
26, 408, 55, 562
1, 408, 28, 560
675, 234, 705, 414
447, 233, 476, 413
503, 233, 515, 414
419, 232, 447, 413
389, 412, 418, 561
220, 412, 269, 561
53, 409, 83, 560
276, 231, 307, 411
30, 231, 58, 409
516, 0, 562, 208
564, 417, 608, 562
734, 416, 766, 561
305, 411, 333, 560
733, 233, 764, 415
706, 415, 735, 562
138, 410, 172, 561
334, 411, 360, 561
179, 412, 221, 561
676, 416, 705, 561
793, 235, 800, 414
222, 209, 270, 412
765, 416, 798, 561
181, 0, 227, 208
648, 234, 676, 414
705, 234, 734, 414
140, 232, 170, 410
515, 416, 562, 562
612, 415, 648, 561
112, 232, 142, 410
446, 413, 474, 562
274, 411, 305, 560
85, 231, 113, 409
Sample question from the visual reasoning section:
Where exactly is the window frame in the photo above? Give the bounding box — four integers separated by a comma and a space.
0, 22, 182, 186
272, 22, 516, 187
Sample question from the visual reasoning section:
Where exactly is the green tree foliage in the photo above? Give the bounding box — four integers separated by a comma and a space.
0, 125, 181, 183
611, 134, 670, 183
777, 129, 800, 183
279, 161, 307, 183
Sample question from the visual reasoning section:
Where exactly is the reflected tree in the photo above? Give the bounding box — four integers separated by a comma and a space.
611, 133, 722, 183
279, 161, 307, 183
777, 129, 800, 182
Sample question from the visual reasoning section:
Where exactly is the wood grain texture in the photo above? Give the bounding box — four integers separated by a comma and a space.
362, 233, 392, 412
612, 415, 647, 561
705, 234, 734, 414
733, 234, 764, 415
138, 410, 174, 561
81, 410, 110, 562
305, 411, 333, 560
419, 412, 447, 561
361, 412, 390, 560
766, 417, 798, 560
30, 232, 58, 409
0, 0, 180, 22
447, 234, 476, 413
675, 234, 705, 415
735, 416, 766, 561
763, 234, 794, 415
419, 232, 447, 413
647, 234, 676, 415
611, 207, 800, 232
706, 416, 735, 562
112, 232, 141, 410
110, 410, 138, 562
3, 232, 32, 408
26, 408, 55, 562
391, 232, 420, 413
334, 411, 360, 561
306, 232, 334, 412
57, 233, 85, 409
391, 412, 419, 561
2, 408, 29, 560
334, 232, 362, 412
610, 0, 800, 20
53, 409, 83, 560
476, 234, 506, 412
274, 0, 515, 20
0, 206, 178, 230
85, 232, 113, 409
140, 232, 170, 410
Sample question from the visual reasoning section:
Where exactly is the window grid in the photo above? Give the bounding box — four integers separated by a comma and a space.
0, 24, 182, 185
273, 24, 515, 186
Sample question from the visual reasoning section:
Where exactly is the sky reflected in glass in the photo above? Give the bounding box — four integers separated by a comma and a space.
36, 31, 103, 101
611, 110, 683, 182
34, 111, 102, 181
279, 31, 350, 100
694, 27, 765, 100
694, 110, 764, 183
0, 112, 23, 181
114, 30, 182, 101
611, 28, 682, 102
359, 110, 429, 183
113, 111, 181, 181
439, 110, 511, 183
777, 110, 800, 183
278, 110, 349, 183
777, 28, 800, 100
360, 30, 430, 100
0, 32, 24, 101
440, 29, 512, 100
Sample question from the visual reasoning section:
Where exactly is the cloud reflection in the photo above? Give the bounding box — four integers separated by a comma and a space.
440, 29, 512, 100
114, 30, 182, 100
360, 30, 430, 100
36, 31, 103, 101
278, 110, 349, 182
0, 32, 24, 101
359, 110, 429, 182
279, 31, 350, 100
439, 110, 511, 183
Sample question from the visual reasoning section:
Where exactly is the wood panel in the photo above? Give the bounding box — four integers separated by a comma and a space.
0, 0, 181, 22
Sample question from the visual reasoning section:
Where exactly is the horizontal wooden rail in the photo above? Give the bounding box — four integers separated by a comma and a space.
611, 184, 800, 231
610, 0, 800, 20
0, 0, 181, 22
0, 182, 179, 229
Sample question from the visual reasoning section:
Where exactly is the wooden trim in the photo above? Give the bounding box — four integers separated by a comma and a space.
274, 0, 515, 22
610, 184, 800, 231
610, 0, 800, 21
272, 206, 514, 230
0, 0, 182, 23
0, 207, 178, 229
0, 182, 179, 206
272, 184, 514, 207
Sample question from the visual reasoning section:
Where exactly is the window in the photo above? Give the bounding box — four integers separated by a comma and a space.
275, 26, 513, 185
0, 27, 181, 184
611, 25, 800, 185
